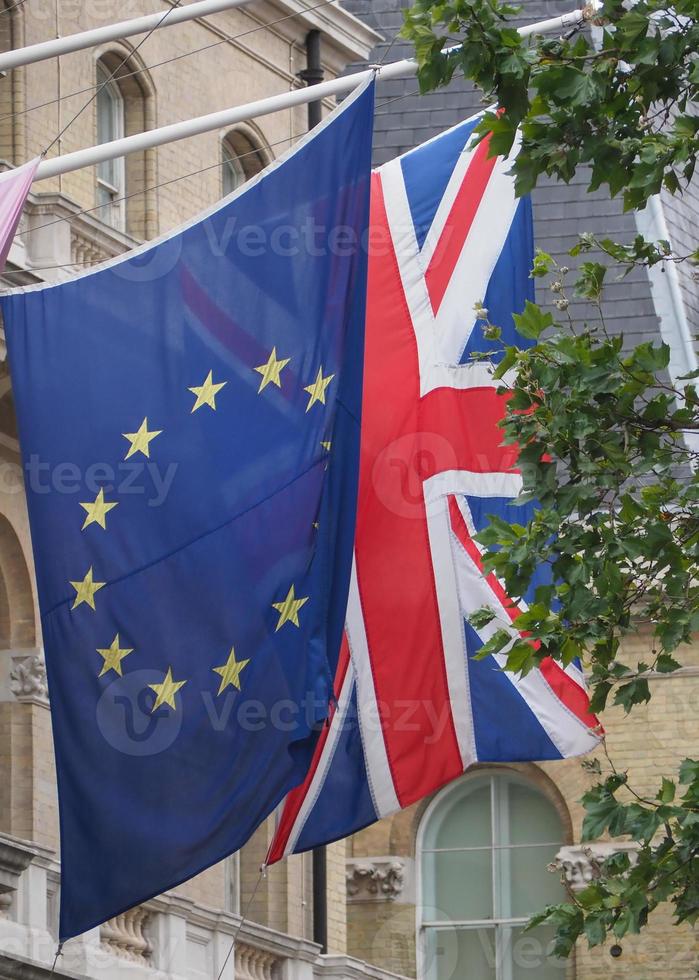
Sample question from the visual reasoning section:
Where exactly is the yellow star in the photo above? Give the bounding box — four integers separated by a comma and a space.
272, 584, 309, 632
148, 667, 187, 712
189, 370, 227, 412
212, 646, 250, 695
123, 418, 162, 459
321, 441, 332, 452
70, 566, 106, 611
97, 634, 133, 678
304, 367, 335, 412
255, 348, 291, 393
80, 487, 118, 531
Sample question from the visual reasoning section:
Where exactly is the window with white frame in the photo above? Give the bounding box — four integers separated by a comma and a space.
221, 129, 267, 198
418, 772, 569, 980
224, 852, 240, 915
96, 63, 126, 230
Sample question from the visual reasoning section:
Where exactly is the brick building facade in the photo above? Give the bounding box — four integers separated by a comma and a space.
0, 3, 400, 979
0, 1, 696, 979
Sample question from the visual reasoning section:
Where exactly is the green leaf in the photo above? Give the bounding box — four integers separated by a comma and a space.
493, 345, 519, 379
614, 679, 651, 713
679, 759, 699, 786
576, 262, 607, 299
504, 640, 538, 675
513, 300, 554, 339
584, 914, 607, 947
657, 778, 676, 803
469, 607, 497, 629
582, 795, 621, 841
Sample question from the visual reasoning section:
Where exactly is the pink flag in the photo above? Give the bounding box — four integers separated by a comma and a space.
0, 157, 40, 273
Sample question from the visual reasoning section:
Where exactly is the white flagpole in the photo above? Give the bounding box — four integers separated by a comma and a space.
0, 0, 258, 73
34, 5, 590, 183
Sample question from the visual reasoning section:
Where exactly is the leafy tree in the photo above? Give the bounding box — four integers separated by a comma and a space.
403, 0, 699, 961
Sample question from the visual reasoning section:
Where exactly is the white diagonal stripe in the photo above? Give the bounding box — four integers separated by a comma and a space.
346, 556, 401, 819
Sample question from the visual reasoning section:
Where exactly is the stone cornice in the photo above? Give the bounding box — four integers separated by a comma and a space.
318, 955, 410, 980
160, 0, 381, 87
269, 0, 382, 61
0, 953, 89, 980
0, 837, 37, 878
146, 892, 321, 962
0, 834, 54, 926
0, 832, 56, 871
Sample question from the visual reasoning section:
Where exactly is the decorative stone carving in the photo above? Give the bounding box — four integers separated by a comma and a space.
9, 649, 49, 705
346, 859, 405, 902
235, 942, 280, 980
100, 907, 153, 963
556, 843, 639, 891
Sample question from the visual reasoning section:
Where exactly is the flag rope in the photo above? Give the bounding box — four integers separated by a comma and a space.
49, 942, 63, 976
216, 863, 267, 980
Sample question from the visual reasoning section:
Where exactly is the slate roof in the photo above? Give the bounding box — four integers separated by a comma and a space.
339, 0, 698, 348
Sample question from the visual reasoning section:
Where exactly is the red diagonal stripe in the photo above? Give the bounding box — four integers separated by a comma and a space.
448, 495, 600, 732
424, 134, 498, 315
353, 173, 472, 809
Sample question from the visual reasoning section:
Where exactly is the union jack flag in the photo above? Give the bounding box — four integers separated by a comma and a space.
268, 114, 601, 863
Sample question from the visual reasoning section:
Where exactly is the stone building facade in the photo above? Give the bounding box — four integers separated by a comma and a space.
339, 2, 699, 978
0, 2, 405, 979
0, 1, 697, 979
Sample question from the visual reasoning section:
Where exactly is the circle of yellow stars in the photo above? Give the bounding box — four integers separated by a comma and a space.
67, 350, 330, 716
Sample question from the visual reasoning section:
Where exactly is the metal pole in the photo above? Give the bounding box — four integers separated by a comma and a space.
35, 66, 378, 180
0, 0, 257, 73
298, 29, 325, 132
312, 847, 327, 954
34, 6, 587, 183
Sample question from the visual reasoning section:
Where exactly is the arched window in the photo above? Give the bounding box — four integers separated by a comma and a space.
221, 129, 268, 197
96, 62, 126, 230
418, 771, 568, 980
95, 52, 156, 240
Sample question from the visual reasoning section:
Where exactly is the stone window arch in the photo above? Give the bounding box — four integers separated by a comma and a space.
417, 769, 570, 980
0, 512, 35, 649
95, 49, 157, 240
221, 125, 270, 197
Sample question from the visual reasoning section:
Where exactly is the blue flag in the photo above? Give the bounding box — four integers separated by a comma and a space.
2, 80, 374, 940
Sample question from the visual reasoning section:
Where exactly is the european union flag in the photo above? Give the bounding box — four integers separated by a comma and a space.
2, 80, 374, 940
